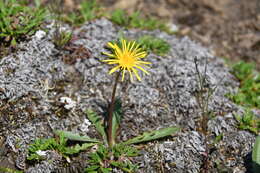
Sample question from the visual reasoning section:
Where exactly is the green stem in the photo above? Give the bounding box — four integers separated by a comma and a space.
107, 72, 120, 147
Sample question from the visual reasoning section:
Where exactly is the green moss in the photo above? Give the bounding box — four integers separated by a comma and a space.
27, 133, 96, 161
110, 9, 174, 34
53, 30, 72, 49
235, 109, 260, 135
228, 61, 260, 134
85, 144, 139, 173
106, 36, 170, 56
137, 35, 170, 56
0, 0, 46, 46
110, 9, 128, 26
62, 0, 103, 25
227, 61, 260, 108
79, 0, 101, 22
0, 167, 23, 173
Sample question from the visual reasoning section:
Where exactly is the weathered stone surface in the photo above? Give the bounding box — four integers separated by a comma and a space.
0, 18, 255, 172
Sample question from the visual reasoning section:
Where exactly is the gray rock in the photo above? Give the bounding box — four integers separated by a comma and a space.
0, 18, 254, 172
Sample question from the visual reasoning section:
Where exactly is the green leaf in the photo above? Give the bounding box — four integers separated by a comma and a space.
110, 9, 128, 26
80, 0, 100, 22
111, 98, 123, 144
213, 133, 223, 144
86, 109, 107, 143
253, 136, 260, 173
110, 161, 137, 173
28, 138, 58, 153
27, 138, 58, 161
0, 167, 23, 173
100, 167, 112, 173
34, 0, 41, 8
54, 130, 100, 143
63, 143, 96, 155
122, 126, 180, 145
112, 144, 139, 158
11, 38, 17, 46
0, 0, 46, 46
228, 61, 260, 109
27, 153, 44, 161
232, 61, 254, 81
234, 109, 260, 135
85, 165, 100, 172
137, 35, 170, 56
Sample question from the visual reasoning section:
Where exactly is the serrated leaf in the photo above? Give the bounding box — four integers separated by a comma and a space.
112, 144, 139, 158
27, 153, 44, 161
54, 130, 100, 143
122, 126, 180, 145
86, 109, 107, 143
253, 136, 260, 173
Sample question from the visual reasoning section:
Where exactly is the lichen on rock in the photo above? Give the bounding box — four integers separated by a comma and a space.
0, 18, 255, 172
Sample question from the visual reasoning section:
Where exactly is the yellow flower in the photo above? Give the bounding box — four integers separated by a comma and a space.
102, 39, 151, 81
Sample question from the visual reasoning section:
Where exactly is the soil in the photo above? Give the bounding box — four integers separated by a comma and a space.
28, 0, 260, 67
98, 0, 260, 68
0, 0, 259, 173
0, 18, 255, 173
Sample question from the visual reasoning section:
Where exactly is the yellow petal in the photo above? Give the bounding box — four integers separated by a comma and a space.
114, 44, 123, 57
132, 68, 141, 81
115, 52, 123, 61
136, 60, 151, 65
108, 62, 120, 65
121, 68, 126, 81
109, 66, 121, 74
103, 39, 150, 82
122, 39, 127, 52
102, 59, 119, 63
108, 42, 116, 49
103, 52, 115, 57
129, 41, 136, 52
126, 40, 131, 51
132, 47, 142, 55
128, 68, 134, 82
134, 52, 147, 58
134, 65, 149, 74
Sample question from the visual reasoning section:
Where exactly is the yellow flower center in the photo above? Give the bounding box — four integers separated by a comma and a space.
119, 52, 135, 68
102, 39, 151, 81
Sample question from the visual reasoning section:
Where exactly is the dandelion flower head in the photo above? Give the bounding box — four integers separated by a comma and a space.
102, 39, 151, 81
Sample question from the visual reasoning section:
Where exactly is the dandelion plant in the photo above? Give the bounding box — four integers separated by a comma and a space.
27, 38, 179, 172
102, 39, 151, 147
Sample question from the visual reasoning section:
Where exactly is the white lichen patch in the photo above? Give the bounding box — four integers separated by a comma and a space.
60, 97, 76, 110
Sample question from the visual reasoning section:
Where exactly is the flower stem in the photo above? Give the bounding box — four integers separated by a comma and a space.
107, 72, 120, 147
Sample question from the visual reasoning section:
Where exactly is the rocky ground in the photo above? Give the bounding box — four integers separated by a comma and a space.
0, 18, 257, 173
98, 0, 260, 69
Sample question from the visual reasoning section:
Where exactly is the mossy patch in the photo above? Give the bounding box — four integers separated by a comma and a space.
228, 61, 260, 108
110, 9, 174, 34
0, 0, 46, 46
137, 35, 171, 56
